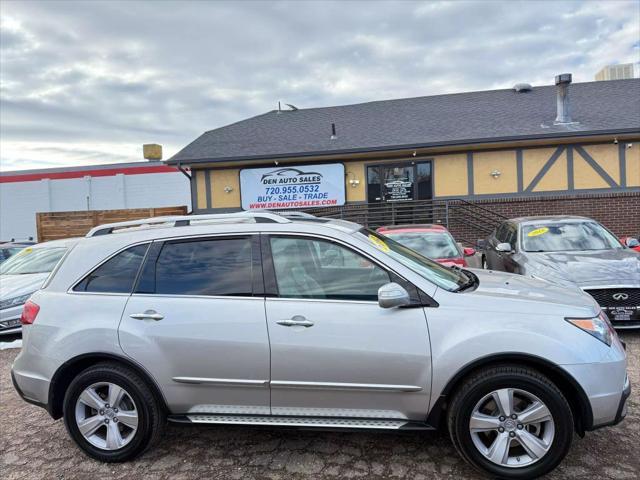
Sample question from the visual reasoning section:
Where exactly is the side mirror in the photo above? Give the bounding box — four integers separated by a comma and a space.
496, 242, 513, 253
625, 237, 639, 248
378, 282, 411, 309
463, 247, 476, 257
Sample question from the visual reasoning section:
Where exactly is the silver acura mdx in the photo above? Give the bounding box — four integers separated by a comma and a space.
12, 211, 629, 479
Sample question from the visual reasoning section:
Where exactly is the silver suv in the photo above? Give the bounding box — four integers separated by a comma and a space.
12, 212, 629, 479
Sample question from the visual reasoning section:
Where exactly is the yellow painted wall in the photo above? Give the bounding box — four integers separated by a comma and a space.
473, 150, 517, 194
210, 169, 241, 208
522, 147, 568, 192
580, 144, 620, 185
344, 161, 366, 202
190, 142, 634, 210
625, 143, 640, 187
195, 170, 207, 209
433, 154, 468, 196
573, 154, 610, 189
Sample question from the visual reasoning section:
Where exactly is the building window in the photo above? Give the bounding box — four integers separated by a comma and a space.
366, 161, 432, 203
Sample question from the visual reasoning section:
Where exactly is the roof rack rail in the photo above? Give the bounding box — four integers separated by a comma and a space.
261, 210, 316, 219
86, 211, 291, 237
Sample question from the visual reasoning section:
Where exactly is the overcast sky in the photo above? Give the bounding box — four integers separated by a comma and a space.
1, 0, 639, 171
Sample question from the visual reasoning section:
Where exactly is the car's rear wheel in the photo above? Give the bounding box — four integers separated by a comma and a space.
447, 365, 573, 479
63, 362, 165, 462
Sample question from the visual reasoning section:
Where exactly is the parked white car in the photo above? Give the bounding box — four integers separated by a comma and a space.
0, 238, 79, 335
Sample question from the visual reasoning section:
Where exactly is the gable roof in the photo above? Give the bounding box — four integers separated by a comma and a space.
168, 78, 640, 165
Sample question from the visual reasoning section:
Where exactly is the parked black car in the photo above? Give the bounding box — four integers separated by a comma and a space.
480, 215, 640, 328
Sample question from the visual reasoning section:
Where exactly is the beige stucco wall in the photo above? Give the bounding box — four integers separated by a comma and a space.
625, 143, 640, 187
433, 154, 468, 197
473, 150, 517, 194
522, 147, 568, 192
189, 141, 637, 210
195, 170, 207, 209
210, 169, 241, 208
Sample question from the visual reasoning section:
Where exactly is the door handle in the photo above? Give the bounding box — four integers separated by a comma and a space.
130, 310, 164, 321
276, 316, 314, 327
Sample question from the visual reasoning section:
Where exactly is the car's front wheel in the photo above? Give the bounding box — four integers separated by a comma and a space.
447, 365, 573, 479
63, 362, 165, 462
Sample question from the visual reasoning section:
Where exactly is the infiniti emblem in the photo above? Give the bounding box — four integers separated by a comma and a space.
612, 293, 629, 301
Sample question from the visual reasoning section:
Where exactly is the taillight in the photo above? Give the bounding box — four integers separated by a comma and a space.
20, 300, 40, 325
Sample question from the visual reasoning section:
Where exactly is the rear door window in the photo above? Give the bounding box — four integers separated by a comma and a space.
74, 244, 148, 293
152, 237, 253, 296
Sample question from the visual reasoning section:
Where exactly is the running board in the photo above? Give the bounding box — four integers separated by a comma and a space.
168, 414, 434, 431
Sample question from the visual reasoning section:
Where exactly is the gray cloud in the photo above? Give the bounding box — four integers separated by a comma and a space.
1, 0, 638, 170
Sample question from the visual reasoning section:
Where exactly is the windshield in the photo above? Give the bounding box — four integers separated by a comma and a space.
360, 229, 468, 291
521, 221, 623, 252
0, 246, 67, 275
383, 231, 460, 259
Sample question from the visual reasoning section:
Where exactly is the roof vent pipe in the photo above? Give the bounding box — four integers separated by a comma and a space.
554, 73, 573, 124
330, 123, 337, 140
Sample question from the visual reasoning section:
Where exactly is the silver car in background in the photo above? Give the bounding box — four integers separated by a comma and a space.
0, 238, 78, 335
482, 216, 640, 329
12, 212, 629, 479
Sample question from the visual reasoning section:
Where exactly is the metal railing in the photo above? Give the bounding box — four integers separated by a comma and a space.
304, 198, 507, 246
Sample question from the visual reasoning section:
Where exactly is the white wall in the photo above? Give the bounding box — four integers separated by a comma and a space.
0, 171, 191, 241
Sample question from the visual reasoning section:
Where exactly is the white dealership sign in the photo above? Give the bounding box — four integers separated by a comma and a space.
240, 163, 345, 210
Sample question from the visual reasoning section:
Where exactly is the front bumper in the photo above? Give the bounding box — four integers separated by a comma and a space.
582, 286, 640, 329
561, 335, 629, 429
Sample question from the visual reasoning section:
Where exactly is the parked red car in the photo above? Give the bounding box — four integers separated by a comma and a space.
376, 224, 475, 267
620, 236, 640, 253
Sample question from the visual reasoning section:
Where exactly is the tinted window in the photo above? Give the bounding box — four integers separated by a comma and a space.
270, 237, 390, 301
416, 162, 432, 200
154, 237, 252, 296
74, 244, 148, 293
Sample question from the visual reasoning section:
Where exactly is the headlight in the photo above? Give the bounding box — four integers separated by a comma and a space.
566, 311, 616, 346
0, 292, 35, 310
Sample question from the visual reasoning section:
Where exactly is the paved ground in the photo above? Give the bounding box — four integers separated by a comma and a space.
1, 332, 639, 480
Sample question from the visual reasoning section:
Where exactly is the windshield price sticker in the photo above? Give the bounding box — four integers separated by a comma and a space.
368, 235, 390, 252
527, 227, 549, 237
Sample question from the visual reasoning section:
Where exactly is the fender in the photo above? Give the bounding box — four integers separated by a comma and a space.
48, 351, 169, 419
426, 352, 594, 435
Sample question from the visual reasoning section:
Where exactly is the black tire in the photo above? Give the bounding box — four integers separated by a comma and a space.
447, 365, 573, 480
63, 362, 165, 462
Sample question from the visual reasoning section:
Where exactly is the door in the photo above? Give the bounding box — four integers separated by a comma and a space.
367, 162, 433, 225
119, 235, 271, 415
263, 234, 432, 421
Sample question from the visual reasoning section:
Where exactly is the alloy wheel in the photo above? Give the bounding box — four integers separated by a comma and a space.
74, 382, 139, 450
469, 388, 555, 468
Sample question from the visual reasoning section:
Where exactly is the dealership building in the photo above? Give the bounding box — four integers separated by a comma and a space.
167, 75, 639, 238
